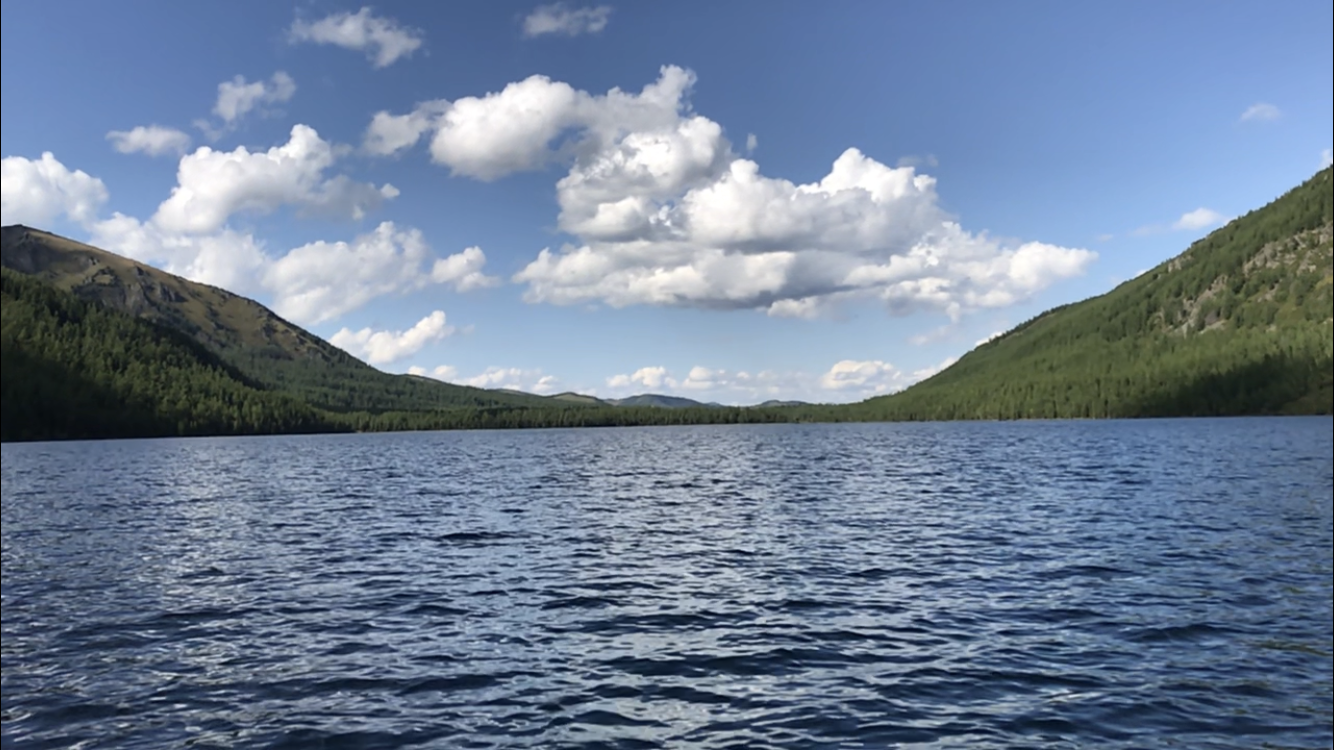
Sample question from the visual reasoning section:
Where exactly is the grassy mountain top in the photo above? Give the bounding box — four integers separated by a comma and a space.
862, 167, 1333, 420
0, 225, 556, 413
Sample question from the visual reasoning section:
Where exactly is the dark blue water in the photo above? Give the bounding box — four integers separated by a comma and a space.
2, 419, 1331, 749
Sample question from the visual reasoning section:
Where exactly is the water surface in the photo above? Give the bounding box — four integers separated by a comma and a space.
3, 418, 1332, 748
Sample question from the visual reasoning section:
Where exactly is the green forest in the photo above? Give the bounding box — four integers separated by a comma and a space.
860, 166, 1332, 420
1, 167, 1330, 442
1, 268, 334, 440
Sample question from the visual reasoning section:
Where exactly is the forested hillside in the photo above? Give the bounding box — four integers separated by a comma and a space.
860, 167, 1334, 419
1, 268, 336, 441
0, 226, 555, 413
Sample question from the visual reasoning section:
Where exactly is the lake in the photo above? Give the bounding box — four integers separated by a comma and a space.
2, 418, 1331, 749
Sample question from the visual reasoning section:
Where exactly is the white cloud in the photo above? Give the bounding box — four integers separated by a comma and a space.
89, 213, 268, 292
606, 365, 674, 390
1135, 206, 1232, 236
153, 124, 396, 235
1, 152, 109, 227
9, 150, 484, 327
258, 224, 496, 325
381, 66, 1094, 318
93, 218, 496, 326
365, 64, 698, 180
522, 3, 612, 37
415, 365, 558, 394
106, 125, 192, 157
430, 246, 501, 292
330, 310, 455, 364
408, 364, 459, 381
817, 357, 955, 395
90, 216, 492, 326
289, 7, 424, 68
262, 221, 431, 324
681, 365, 729, 391
196, 72, 296, 139
975, 330, 1006, 348
599, 356, 959, 404
1173, 207, 1228, 231
818, 359, 903, 393
362, 101, 450, 156
429, 76, 584, 179
745, 133, 758, 154
1321, 148, 1332, 169
1239, 102, 1281, 122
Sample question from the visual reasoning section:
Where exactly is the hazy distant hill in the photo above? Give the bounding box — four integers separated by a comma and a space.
550, 392, 726, 408
860, 167, 1333, 419
608, 394, 719, 408
0, 226, 557, 413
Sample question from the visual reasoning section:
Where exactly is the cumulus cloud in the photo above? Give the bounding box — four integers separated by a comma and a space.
428, 76, 585, 179
289, 7, 424, 68
154, 124, 396, 234
430, 246, 502, 291
606, 366, 673, 390
362, 65, 698, 179
1239, 102, 1281, 122
374, 66, 1095, 318
9, 147, 486, 328
1322, 148, 1332, 169
89, 214, 268, 292
93, 216, 496, 325
263, 222, 434, 324
106, 125, 192, 157
1, 152, 109, 227
414, 364, 558, 394
408, 364, 459, 381
196, 72, 296, 139
1172, 207, 1229, 231
521, 3, 612, 37
601, 357, 959, 404
1136, 205, 1232, 237
362, 101, 451, 156
819, 360, 907, 393
330, 310, 455, 364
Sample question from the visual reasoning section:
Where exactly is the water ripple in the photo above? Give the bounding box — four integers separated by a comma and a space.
3, 418, 1332, 749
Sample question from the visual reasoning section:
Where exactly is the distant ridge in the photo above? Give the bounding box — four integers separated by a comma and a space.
607, 394, 719, 409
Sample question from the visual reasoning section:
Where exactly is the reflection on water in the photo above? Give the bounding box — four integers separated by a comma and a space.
2, 418, 1332, 749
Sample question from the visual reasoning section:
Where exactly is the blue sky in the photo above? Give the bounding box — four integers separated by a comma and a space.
3, 1, 1330, 403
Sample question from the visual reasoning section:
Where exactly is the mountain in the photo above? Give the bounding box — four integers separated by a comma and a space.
607, 394, 716, 408
550, 392, 608, 405
0, 226, 556, 413
860, 167, 1334, 420
1, 267, 335, 441
754, 400, 811, 408
551, 392, 723, 408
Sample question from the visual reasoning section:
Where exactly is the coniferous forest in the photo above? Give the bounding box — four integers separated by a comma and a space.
2, 167, 1330, 442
